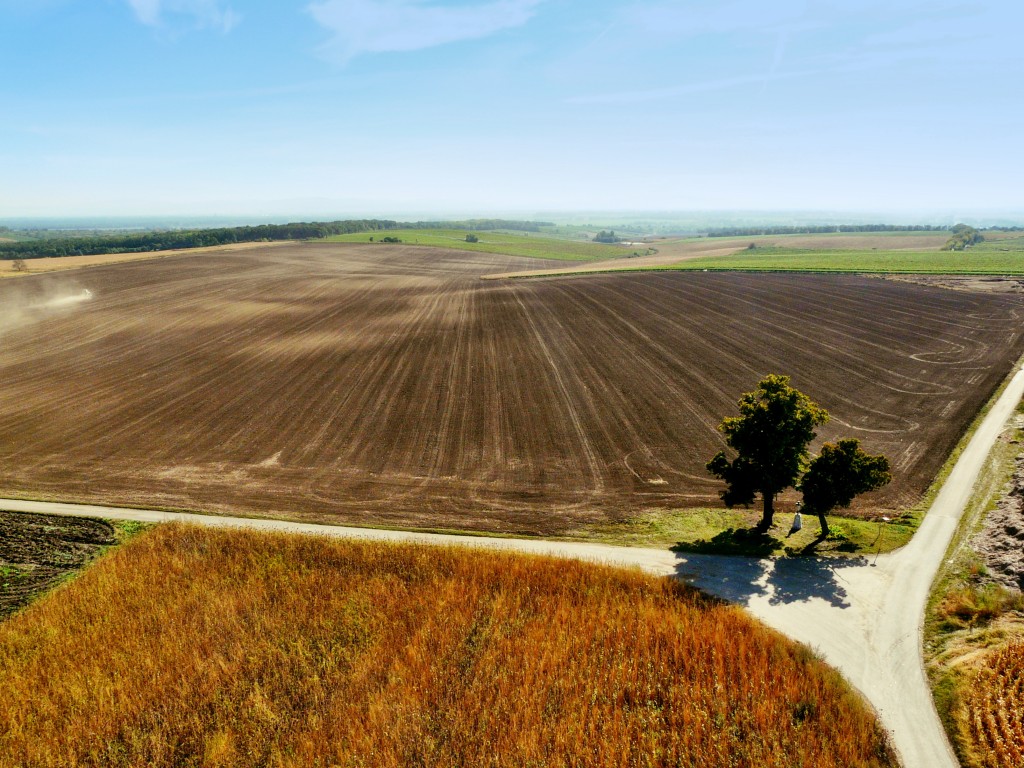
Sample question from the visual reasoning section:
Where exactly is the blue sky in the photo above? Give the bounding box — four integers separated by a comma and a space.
2, 0, 1022, 218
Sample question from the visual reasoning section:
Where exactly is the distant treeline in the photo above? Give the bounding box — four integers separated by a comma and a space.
705, 224, 947, 237
454, 219, 552, 232
706, 224, 1024, 238
0, 218, 551, 260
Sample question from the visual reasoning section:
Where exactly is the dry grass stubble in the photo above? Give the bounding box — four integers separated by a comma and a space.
0, 525, 894, 767
960, 641, 1024, 768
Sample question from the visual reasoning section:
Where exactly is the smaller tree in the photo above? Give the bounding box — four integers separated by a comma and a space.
465, 233, 479, 243
800, 439, 891, 538
11, 258, 27, 272
942, 224, 983, 251
707, 375, 829, 530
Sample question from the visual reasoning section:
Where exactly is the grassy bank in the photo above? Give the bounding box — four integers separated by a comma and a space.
575, 506, 912, 557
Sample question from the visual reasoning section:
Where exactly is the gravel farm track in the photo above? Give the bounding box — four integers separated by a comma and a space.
1, 242, 1023, 533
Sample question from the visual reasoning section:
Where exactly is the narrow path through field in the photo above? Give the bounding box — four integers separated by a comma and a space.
5, 365, 1022, 767
481, 241, 747, 278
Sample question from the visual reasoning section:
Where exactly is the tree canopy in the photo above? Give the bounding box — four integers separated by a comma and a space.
706, 375, 829, 530
941, 224, 984, 251
800, 439, 891, 537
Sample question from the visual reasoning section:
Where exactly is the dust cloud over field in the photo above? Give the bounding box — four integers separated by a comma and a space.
0, 243, 1022, 534
0, 282, 93, 338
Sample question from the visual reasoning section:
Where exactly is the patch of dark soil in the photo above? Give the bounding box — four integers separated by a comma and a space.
0, 511, 115, 620
974, 454, 1024, 591
885, 275, 1024, 294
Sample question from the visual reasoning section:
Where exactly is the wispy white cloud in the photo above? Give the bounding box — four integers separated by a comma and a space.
307, 0, 542, 63
566, 0, 1011, 106
623, 0, 1006, 51
127, 0, 160, 25
568, 69, 815, 106
125, 0, 240, 33
621, 0, 823, 41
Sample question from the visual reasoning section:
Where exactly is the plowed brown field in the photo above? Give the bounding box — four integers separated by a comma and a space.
1, 243, 1022, 534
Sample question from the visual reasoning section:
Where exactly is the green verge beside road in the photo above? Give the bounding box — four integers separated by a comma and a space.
574, 506, 911, 557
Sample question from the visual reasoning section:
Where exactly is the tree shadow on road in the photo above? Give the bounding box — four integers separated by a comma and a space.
671, 545, 868, 610
764, 554, 867, 608
671, 551, 774, 605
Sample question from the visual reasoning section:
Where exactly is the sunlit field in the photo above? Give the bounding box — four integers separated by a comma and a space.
959, 642, 1024, 768
325, 228, 622, 260
0, 525, 894, 767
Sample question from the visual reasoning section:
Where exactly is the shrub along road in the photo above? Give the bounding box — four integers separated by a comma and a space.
4, 364, 1022, 767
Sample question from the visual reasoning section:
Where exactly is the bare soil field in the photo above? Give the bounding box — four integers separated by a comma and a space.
0, 511, 115, 620
885, 275, 1024, 294
0, 240, 289, 280
0, 243, 1022, 534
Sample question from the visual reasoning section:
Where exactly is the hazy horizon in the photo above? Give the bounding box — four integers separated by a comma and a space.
3, 1, 1022, 217
4, 208, 1024, 234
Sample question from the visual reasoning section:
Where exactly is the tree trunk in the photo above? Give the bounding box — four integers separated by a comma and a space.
818, 512, 830, 539
759, 493, 775, 530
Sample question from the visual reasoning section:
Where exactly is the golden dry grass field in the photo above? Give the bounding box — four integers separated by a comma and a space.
0, 243, 1022, 533
0, 524, 896, 768
958, 641, 1024, 767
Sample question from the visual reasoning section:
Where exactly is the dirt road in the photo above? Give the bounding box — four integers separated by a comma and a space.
481, 241, 746, 278
4, 364, 1021, 766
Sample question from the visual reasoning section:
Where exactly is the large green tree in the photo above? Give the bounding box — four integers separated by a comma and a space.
800, 439, 891, 538
706, 375, 829, 530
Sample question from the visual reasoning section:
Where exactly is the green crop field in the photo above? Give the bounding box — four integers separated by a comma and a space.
969, 232, 1024, 251
325, 228, 623, 261
323, 228, 1024, 275
671, 245, 1024, 274
706, 230, 950, 244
